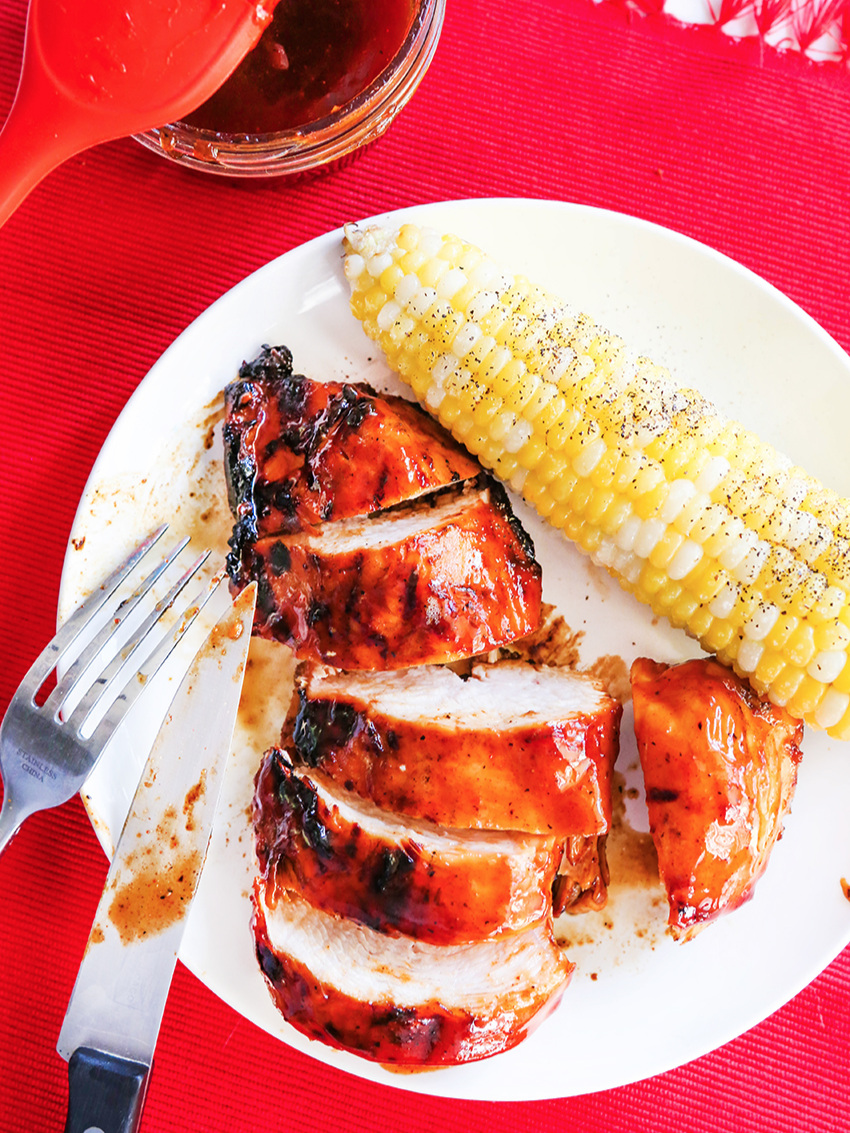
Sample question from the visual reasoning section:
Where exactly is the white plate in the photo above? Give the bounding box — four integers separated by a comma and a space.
60, 198, 850, 1101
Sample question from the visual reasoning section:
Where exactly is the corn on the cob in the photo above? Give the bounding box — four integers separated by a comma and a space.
342, 221, 850, 741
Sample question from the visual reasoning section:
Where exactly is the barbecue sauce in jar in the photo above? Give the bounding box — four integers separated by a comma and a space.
184, 0, 416, 136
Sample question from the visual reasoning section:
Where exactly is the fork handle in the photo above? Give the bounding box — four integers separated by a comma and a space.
0, 793, 29, 858
65, 1047, 150, 1133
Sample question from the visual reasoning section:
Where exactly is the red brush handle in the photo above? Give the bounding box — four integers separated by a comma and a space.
0, 73, 91, 228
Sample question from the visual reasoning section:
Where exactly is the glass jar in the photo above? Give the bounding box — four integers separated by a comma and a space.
134, 0, 446, 178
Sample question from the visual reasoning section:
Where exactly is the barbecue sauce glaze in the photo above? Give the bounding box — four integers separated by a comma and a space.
185, 0, 415, 135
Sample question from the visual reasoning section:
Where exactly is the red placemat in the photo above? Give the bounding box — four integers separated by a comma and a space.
2, 0, 850, 1130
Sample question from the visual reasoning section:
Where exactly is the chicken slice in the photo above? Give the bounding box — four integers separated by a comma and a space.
253, 748, 562, 944
252, 886, 573, 1066
631, 656, 803, 942
224, 345, 480, 544
231, 481, 543, 670
286, 660, 621, 835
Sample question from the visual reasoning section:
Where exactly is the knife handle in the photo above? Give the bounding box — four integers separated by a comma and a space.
65, 1047, 150, 1133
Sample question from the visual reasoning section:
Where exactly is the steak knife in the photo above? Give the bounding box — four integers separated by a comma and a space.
56, 583, 256, 1133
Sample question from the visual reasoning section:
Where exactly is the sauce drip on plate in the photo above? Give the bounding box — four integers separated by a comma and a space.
184, 0, 416, 135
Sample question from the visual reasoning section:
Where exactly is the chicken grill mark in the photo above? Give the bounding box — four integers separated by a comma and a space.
253, 748, 563, 945
224, 344, 480, 565
286, 663, 621, 836
251, 886, 573, 1066
233, 483, 543, 670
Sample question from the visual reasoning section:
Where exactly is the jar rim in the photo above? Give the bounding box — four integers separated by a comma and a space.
134, 0, 446, 177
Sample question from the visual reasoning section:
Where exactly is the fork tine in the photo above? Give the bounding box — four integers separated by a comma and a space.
45, 534, 191, 717
18, 526, 169, 700
65, 550, 213, 731
86, 571, 228, 755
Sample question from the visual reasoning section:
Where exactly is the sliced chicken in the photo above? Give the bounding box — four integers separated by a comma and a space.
253, 748, 561, 944
631, 656, 803, 942
231, 481, 543, 670
224, 346, 480, 548
286, 660, 621, 835
252, 885, 573, 1066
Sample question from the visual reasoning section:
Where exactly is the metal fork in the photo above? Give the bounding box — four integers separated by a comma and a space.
0, 526, 225, 857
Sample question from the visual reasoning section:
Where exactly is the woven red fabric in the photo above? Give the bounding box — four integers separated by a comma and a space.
2, 0, 850, 1129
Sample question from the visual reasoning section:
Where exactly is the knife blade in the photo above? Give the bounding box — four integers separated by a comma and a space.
56, 582, 256, 1133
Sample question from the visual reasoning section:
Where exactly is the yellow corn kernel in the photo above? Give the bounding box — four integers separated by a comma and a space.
585, 490, 616, 528
523, 478, 553, 511
463, 427, 494, 456
568, 480, 596, 516
685, 562, 726, 605
437, 236, 464, 262
702, 621, 736, 653
533, 489, 558, 519
396, 224, 421, 251
544, 409, 581, 454
633, 480, 669, 522
636, 563, 669, 598
472, 393, 503, 427
528, 393, 569, 434
562, 511, 586, 544
830, 658, 850, 695
753, 649, 786, 688
380, 263, 405, 294
599, 498, 633, 538
405, 366, 433, 402
625, 465, 666, 507
811, 585, 847, 625
535, 451, 565, 486
478, 440, 508, 471
490, 358, 527, 401
452, 412, 476, 442
436, 394, 462, 426
787, 674, 826, 719
814, 621, 850, 653
589, 448, 620, 489
785, 623, 816, 668
418, 257, 449, 289
669, 593, 699, 627
550, 471, 579, 504
649, 530, 685, 571
399, 248, 428, 274
829, 710, 850, 741
524, 382, 565, 424
577, 527, 602, 555
685, 607, 712, 640
429, 310, 465, 350
451, 281, 478, 313
769, 665, 805, 706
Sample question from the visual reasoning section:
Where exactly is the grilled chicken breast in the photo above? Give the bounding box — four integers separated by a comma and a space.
232, 481, 543, 669
286, 661, 621, 835
253, 749, 561, 944
224, 345, 480, 547
631, 656, 803, 941
253, 885, 573, 1066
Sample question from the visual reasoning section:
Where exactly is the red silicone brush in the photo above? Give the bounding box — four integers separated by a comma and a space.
0, 0, 277, 227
